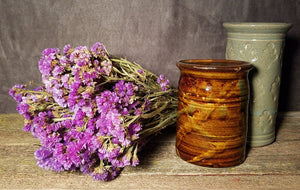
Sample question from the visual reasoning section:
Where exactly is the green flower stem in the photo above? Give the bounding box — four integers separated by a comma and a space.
141, 102, 169, 119
21, 90, 50, 96
148, 89, 178, 98
111, 57, 157, 78
143, 119, 160, 128
112, 66, 126, 75
124, 115, 140, 127
138, 111, 177, 140
52, 117, 73, 122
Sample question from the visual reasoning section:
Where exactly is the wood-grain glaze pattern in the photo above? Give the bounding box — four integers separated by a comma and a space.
176, 60, 253, 167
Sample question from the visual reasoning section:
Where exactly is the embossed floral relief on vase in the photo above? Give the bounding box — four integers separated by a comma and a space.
223, 22, 292, 147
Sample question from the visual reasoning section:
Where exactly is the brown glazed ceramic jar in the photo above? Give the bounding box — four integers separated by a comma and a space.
176, 59, 253, 168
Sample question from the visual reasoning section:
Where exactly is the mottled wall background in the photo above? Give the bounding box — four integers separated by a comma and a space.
1, 0, 299, 113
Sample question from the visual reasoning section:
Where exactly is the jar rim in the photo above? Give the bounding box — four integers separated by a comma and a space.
177, 59, 253, 72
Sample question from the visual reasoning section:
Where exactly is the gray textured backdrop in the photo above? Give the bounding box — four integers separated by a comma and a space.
1, 0, 299, 113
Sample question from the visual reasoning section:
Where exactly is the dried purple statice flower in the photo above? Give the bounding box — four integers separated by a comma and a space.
157, 74, 170, 91
9, 42, 177, 181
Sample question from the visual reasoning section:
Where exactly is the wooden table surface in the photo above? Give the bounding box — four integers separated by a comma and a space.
0, 113, 299, 190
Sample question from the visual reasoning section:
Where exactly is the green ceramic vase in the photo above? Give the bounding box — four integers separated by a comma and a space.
223, 22, 292, 147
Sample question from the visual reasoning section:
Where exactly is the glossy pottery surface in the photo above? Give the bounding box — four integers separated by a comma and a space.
176, 59, 253, 167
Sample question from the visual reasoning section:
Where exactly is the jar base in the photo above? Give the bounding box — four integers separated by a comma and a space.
176, 148, 246, 168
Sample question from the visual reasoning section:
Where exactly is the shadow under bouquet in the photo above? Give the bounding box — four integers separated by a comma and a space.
9, 42, 177, 181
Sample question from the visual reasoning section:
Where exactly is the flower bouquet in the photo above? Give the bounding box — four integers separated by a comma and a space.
9, 42, 177, 181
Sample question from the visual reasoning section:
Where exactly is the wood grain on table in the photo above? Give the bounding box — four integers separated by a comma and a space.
0, 113, 299, 189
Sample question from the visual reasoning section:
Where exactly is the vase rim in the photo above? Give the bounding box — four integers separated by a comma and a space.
177, 59, 253, 72
223, 22, 292, 26
223, 22, 292, 32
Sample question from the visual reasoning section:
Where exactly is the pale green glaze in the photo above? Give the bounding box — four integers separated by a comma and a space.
223, 22, 292, 147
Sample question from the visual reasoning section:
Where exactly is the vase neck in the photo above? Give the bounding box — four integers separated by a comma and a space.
223, 22, 292, 40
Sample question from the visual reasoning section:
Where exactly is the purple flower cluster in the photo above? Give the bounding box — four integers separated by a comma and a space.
157, 75, 170, 91
9, 42, 177, 181
39, 42, 112, 115
10, 81, 143, 181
